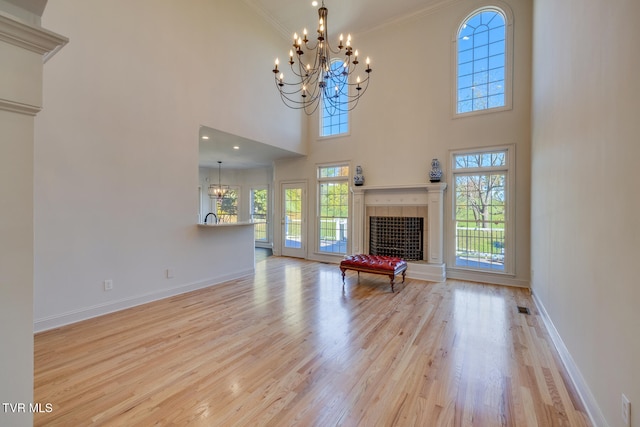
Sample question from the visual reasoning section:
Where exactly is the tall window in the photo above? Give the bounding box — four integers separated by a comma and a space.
456, 7, 508, 115
320, 60, 349, 137
251, 187, 268, 242
452, 148, 512, 273
318, 165, 349, 254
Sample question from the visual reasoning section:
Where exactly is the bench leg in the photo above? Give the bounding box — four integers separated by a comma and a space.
390, 270, 406, 293
340, 266, 404, 293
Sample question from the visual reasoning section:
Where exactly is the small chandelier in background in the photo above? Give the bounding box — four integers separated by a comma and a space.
272, 0, 372, 115
208, 161, 229, 200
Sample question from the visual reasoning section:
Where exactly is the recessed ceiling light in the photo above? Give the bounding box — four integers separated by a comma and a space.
201, 136, 209, 140
312, 1, 318, 6
233, 146, 240, 150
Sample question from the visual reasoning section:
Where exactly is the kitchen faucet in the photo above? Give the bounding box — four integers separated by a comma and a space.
204, 212, 218, 224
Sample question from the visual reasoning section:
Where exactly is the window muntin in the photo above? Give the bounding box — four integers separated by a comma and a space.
454, 151, 506, 169
456, 8, 506, 115
318, 165, 349, 178
452, 149, 510, 273
320, 61, 349, 137
317, 165, 349, 254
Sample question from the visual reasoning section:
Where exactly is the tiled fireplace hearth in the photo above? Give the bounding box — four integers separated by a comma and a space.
351, 183, 447, 282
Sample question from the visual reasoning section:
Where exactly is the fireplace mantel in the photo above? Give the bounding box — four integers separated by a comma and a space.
353, 183, 446, 192
351, 182, 447, 282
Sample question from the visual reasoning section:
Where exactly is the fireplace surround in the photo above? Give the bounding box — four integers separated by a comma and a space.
351, 183, 447, 282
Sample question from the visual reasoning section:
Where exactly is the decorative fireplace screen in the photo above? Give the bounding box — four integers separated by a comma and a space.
369, 216, 423, 261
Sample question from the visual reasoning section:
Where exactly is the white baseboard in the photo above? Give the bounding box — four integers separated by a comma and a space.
33, 268, 254, 333
406, 262, 446, 282
446, 268, 530, 288
531, 291, 607, 427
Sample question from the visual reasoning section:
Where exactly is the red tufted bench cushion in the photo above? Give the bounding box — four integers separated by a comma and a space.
339, 254, 407, 292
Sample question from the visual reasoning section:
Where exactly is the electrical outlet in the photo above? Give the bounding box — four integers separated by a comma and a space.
103, 279, 113, 291
622, 394, 631, 427
165, 269, 174, 279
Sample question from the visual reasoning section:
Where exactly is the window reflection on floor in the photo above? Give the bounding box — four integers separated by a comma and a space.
453, 285, 509, 392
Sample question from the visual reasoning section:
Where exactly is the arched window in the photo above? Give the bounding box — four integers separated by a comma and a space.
320, 60, 349, 137
455, 7, 510, 115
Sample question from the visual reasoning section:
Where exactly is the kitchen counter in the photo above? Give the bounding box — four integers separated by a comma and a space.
197, 220, 266, 228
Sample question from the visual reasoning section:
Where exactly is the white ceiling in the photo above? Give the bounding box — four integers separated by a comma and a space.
199, 126, 302, 170
243, 0, 449, 37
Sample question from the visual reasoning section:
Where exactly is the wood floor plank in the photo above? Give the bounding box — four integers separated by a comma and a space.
34, 256, 592, 426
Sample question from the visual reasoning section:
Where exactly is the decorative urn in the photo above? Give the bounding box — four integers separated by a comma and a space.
429, 158, 442, 182
354, 165, 365, 186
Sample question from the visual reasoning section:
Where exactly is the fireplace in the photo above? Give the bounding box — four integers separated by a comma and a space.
351, 183, 447, 282
367, 204, 427, 261
369, 216, 423, 260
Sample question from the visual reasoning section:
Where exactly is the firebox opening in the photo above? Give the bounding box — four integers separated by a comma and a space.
369, 216, 424, 261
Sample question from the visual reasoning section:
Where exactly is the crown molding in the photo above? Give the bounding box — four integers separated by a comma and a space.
358, 0, 462, 36
0, 11, 67, 59
0, 97, 40, 115
241, 0, 291, 40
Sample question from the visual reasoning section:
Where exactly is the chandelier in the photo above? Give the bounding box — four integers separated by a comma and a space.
208, 161, 229, 200
271, 0, 372, 115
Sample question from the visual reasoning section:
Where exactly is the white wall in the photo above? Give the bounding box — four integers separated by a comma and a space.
33, 0, 301, 330
275, 0, 532, 287
531, 0, 640, 425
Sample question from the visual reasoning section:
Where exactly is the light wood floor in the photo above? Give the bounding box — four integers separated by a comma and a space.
34, 256, 591, 426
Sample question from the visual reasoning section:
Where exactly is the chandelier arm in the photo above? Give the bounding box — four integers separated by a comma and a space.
327, 43, 343, 56
303, 99, 321, 115
275, 83, 305, 97
322, 81, 370, 106
278, 90, 322, 113
275, 71, 322, 96
321, 81, 369, 101
283, 62, 313, 80
323, 95, 360, 113
308, 38, 343, 56
304, 52, 324, 77
288, 59, 323, 87
276, 78, 323, 104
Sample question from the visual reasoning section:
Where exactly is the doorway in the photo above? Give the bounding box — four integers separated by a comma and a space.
281, 182, 306, 258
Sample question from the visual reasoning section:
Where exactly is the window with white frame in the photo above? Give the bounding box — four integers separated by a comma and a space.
317, 164, 349, 254
251, 187, 268, 242
320, 60, 349, 137
455, 6, 511, 115
217, 188, 238, 223
451, 147, 513, 273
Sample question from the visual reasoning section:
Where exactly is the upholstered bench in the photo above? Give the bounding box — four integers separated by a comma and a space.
339, 254, 407, 292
